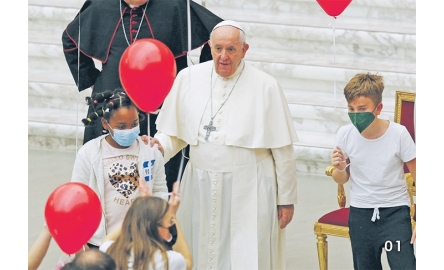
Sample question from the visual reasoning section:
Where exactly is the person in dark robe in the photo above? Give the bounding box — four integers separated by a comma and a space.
62, 0, 223, 191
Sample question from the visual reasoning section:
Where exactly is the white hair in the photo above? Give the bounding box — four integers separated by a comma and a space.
209, 20, 246, 44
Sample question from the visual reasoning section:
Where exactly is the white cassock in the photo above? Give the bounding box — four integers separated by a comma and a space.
155, 60, 298, 270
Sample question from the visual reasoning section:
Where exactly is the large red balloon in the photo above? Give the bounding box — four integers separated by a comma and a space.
44, 182, 102, 255
119, 38, 177, 113
317, 0, 352, 17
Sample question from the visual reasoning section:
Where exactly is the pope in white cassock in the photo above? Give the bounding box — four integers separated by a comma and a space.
153, 20, 298, 270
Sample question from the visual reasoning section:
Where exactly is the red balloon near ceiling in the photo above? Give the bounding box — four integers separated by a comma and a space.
44, 182, 102, 255
119, 38, 177, 113
316, 0, 352, 17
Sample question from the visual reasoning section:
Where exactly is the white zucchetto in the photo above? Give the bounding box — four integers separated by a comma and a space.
212, 20, 244, 33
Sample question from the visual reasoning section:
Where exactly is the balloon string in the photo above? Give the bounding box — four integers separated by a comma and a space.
186, 0, 192, 101
329, 16, 337, 108
75, 1, 82, 156
186, 0, 192, 67
146, 112, 150, 145
177, 152, 185, 183
175, 0, 192, 184
332, 17, 336, 63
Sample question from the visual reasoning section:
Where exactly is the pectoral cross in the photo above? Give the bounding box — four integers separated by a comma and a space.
203, 120, 216, 140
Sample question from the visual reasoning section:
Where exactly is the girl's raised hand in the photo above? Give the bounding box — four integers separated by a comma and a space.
168, 181, 181, 214
137, 176, 152, 197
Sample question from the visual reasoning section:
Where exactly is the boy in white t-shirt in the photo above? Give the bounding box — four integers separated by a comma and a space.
330, 73, 416, 270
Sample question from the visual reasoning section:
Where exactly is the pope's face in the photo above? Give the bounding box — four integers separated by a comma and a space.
124, 0, 148, 7
209, 26, 249, 78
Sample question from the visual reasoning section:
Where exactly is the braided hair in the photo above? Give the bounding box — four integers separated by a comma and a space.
81, 88, 145, 127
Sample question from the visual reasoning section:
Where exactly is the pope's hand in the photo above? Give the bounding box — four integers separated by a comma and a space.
278, 204, 294, 229
140, 135, 164, 155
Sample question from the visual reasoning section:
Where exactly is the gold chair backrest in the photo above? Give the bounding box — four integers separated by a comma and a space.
394, 90, 416, 229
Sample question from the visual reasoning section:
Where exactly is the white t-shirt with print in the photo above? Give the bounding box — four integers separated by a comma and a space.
102, 138, 140, 234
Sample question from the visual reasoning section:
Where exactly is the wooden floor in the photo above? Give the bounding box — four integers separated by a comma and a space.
28, 147, 395, 270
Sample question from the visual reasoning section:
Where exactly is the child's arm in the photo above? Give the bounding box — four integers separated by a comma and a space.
406, 157, 416, 243
172, 221, 193, 270
406, 158, 416, 184
152, 148, 168, 200
28, 226, 52, 270
102, 224, 122, 243
330, 146, 350, 184
169, 181, 193, 270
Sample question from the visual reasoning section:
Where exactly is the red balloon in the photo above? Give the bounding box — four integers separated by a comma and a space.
44, 182, 102, 255
119, 38, 177, 113
316, 0, 352, 17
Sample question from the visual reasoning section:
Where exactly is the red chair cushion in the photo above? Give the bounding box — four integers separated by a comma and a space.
318, 208, 349, 227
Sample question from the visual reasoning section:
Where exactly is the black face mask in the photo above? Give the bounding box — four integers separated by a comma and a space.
164, 224, 178, 249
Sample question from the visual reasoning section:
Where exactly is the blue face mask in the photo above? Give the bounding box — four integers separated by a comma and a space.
108, 125, 140, 147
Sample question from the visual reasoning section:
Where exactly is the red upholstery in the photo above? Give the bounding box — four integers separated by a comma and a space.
400, 100, 415, 142
318, 208, 349, 227
398, 94, 416, 222
400, 99, 415, 173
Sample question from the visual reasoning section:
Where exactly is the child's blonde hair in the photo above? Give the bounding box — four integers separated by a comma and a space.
344, 73, 384, 105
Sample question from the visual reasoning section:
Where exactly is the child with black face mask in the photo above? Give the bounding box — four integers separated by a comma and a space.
100, 180, 192, 270
330, 73, 416, 270
71, 88, 168, 250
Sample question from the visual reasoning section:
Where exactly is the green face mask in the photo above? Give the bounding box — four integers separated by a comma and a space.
348, 106, 377, 133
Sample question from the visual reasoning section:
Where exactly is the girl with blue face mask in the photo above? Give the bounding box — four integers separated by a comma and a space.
102, 102, 140, 148
71, 88, 168, 250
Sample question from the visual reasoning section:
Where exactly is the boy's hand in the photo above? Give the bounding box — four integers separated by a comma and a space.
331, 146, 347, 171
410, 226, 416, 244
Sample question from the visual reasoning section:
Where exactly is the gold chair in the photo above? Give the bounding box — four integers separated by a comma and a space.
313, 166, 349, 270
394, 90, 416, 227
394, 90, 416, 173
313, 90, 416, 270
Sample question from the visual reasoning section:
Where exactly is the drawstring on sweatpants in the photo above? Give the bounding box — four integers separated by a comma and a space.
371, 207, 380, 222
